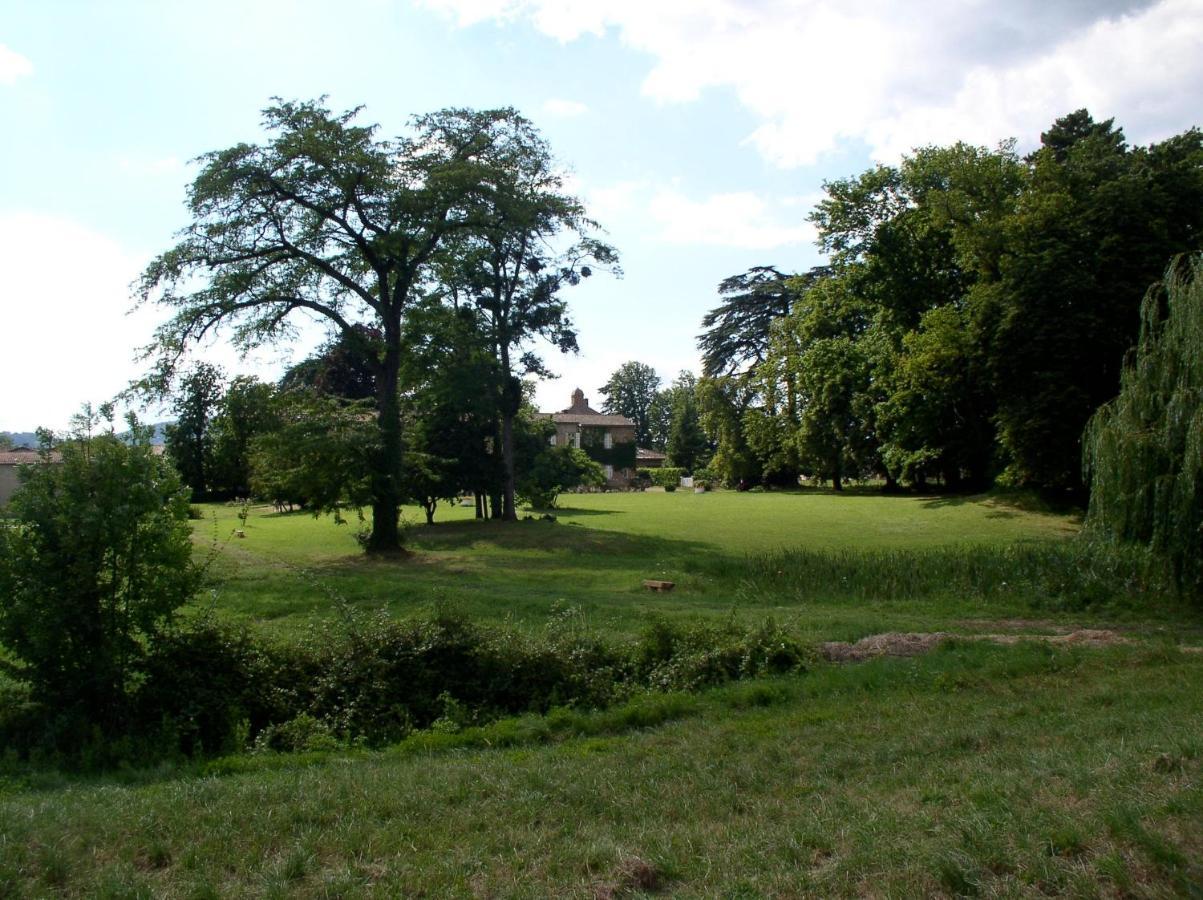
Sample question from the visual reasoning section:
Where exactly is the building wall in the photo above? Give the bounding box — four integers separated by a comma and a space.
550, 423, 637, 486
0, 465, 22, 507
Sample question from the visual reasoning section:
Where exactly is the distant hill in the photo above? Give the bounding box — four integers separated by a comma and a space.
0, 431, 39, 448
2, 423, 170, 448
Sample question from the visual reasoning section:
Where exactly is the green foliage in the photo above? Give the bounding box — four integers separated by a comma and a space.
993, 113, 1203, 491
1084, 256, 1203, 596
207, 376, 279, 499
697, 111, 1203, 494
578, 427, 637, 470
164, 362, 224, 500
599, 362, 661, 447
142, 609, 811, 754
665, 372, 710, 473
516, 444, 604, 509
248, 390, 377, 516
0, 408, 199, 737
638, 467, 684, 490
697, 376, 761, 486
138, 98, 609, 551
698, 266, 803, 378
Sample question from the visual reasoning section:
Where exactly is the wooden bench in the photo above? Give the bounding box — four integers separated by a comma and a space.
643, 579, 675, 592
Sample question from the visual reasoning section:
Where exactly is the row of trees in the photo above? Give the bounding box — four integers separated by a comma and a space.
139, 99, 617, 552
165, 346, 603, 525
689, 110, 1203, 494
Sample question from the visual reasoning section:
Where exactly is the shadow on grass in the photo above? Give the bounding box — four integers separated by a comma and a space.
539, 505, 623, 517
322, 519, 721, 579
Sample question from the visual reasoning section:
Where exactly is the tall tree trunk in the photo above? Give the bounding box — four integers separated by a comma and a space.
367, 349, 404, 554
474, 491, 484, 519
501, 410, 517, 521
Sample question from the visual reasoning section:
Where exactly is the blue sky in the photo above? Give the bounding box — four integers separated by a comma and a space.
3, 0, 1201, 430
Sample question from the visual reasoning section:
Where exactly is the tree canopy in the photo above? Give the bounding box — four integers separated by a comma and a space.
139, 98, 610, 549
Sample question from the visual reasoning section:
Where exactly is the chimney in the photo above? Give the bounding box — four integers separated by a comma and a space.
567, 388, 591, 413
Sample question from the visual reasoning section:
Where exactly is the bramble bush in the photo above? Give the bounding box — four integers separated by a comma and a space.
8, 606, 811, 761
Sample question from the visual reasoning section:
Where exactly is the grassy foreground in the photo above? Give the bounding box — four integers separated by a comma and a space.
2, 642, 1201, 896
5, 490, 1202, 896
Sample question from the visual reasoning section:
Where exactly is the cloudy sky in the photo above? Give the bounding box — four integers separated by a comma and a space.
2, 0, 1201, 430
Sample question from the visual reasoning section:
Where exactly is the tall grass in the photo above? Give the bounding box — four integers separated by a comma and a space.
727, 539, 1173, 612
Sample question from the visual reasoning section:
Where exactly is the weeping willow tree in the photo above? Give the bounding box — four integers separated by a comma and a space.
1083, 255, 1203, 596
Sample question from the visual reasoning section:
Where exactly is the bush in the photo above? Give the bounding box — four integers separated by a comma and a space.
13, 606, 812, 762
518, 446, 605, 509
637, 467, 684, 491
0, 409, 199, 740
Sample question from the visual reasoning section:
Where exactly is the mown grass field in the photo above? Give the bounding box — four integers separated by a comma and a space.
4, 489, 1203, 897
194, 489, 1089, 641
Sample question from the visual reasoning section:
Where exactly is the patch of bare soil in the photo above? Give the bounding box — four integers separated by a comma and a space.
821, 632, 951, 662
821, 629, 1134, 662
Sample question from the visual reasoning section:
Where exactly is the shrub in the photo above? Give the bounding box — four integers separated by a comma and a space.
56, 608, 812, 760
0, 409, 199, 739
637, 467, 684, 491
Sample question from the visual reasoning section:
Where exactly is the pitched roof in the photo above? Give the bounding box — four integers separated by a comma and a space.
0, 450, 60, 465
636, 447, 667, 460
547, 412, 635, 427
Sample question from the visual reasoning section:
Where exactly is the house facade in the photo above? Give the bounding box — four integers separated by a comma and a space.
544, 389, 637, 487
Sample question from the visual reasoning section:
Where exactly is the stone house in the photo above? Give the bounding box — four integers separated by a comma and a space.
543, 389, 638, 487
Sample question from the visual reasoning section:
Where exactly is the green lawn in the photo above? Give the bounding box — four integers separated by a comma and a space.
196, 489, 1087, 640
6, 489, 1203, 896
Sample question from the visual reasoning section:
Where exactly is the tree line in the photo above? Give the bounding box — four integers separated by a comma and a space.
687, 110, 1203, 495
164, 342, 604, 527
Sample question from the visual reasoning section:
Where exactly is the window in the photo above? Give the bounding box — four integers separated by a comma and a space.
548, 433, 557, 446
603, 431, 613, 449
604, 464, 614, 480
570, 431, 580, 448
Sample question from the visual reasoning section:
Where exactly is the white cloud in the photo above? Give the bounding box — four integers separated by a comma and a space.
0, 213, 156, 430
0, 44, 33, 85
421, 0, 1203, 165
0, 213, 307, 431
582, 179, 646, 224
542, 98, 589, 117
648, 188, 814, 249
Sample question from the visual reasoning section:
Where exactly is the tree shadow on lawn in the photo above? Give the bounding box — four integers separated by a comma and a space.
407, 517, 698, 556
536, 504, 622, 517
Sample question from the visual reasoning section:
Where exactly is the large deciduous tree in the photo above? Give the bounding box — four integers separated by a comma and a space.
992, 112, 1203, 493
164, 362, 225, 501
139, 98, 558, 552
599, 361, 661, 447
442, 132, 618, 521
